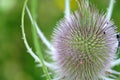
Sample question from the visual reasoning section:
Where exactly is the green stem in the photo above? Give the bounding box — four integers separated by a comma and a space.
21, 0, 51, 80
22, 0, 41, 63
30, 0, 51, 80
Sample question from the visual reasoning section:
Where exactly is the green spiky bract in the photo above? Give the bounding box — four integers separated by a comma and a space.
52, 1, 118, 80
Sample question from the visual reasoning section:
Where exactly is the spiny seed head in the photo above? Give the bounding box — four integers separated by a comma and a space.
52, 1, 118, 80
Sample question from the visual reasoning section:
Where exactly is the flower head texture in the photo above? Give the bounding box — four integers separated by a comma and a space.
52, 1, 118, 80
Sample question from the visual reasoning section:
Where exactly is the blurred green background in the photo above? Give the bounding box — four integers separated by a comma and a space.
0, 0, 120, 80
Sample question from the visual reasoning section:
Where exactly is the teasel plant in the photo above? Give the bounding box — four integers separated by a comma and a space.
21, 0, 120, 80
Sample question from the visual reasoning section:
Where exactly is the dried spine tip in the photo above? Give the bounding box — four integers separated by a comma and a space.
52, 1, 118, 80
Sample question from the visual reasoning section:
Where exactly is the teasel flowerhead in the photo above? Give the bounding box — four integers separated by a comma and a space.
52, 0, 118, 80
